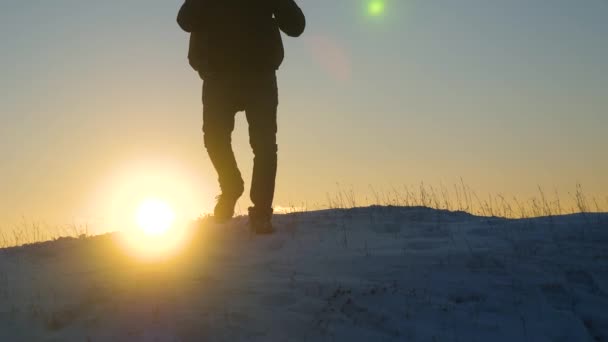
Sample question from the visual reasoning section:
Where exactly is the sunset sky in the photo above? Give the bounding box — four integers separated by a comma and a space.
1, 0, 607, 232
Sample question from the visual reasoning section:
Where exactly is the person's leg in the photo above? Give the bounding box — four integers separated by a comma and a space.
202, 76, 244, 219
244, 73, 278, 231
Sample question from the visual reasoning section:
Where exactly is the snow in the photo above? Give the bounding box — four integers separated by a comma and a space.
1, 206, 607, 341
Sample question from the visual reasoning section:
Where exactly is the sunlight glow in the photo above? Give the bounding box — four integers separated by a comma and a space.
136, 198, 175, 236
118, 222, 193, 262
93, 159, 208, 261
120, 197, 190, 261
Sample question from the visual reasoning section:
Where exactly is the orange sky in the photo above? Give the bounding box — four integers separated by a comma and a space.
1, 0, 607, 233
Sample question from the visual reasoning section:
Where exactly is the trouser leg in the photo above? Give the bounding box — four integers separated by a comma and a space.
202, 79, 244, 196
245, 74, 278, 210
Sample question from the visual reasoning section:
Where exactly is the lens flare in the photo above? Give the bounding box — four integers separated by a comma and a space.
368, 0, 385, 17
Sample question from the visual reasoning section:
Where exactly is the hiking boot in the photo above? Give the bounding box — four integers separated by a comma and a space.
213, 193, 241, 223
248, 206, 275, 234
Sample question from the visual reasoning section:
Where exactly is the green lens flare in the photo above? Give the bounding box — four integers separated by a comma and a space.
368, 0, 385, 16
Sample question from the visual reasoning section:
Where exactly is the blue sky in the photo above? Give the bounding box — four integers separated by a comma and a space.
1, 0, 607, 229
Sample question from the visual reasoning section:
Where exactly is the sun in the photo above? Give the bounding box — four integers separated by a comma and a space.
135, 198, 175, 236
119, 197, 191, 261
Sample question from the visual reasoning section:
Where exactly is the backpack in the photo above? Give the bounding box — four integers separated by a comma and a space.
183, 4, 285, 77
188, 31, 209, 74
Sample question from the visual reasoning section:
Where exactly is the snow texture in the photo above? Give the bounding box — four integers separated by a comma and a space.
1, 206, 607, 341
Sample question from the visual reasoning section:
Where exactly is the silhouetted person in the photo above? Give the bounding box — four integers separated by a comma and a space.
177, 0, 305, 234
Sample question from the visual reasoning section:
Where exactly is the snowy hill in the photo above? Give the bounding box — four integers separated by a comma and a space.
1, 206, 607, 341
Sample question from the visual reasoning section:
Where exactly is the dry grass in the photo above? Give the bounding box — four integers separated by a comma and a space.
325, 181, 606, 219
0, 219, 89, 249
1, 182, 605, 249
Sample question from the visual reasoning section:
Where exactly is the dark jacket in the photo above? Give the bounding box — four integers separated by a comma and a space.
177, 0, 305, 74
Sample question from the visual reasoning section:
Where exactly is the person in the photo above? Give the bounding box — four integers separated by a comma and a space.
177, 0, 305, 234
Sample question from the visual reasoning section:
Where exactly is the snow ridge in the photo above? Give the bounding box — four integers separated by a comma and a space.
1, 206, 607, 341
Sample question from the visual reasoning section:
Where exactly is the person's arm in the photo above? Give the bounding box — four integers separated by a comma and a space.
273, 0, 306, 37
177, 0, 207, 33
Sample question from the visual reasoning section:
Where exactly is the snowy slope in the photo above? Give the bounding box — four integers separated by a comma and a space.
1, 206, 607, 341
